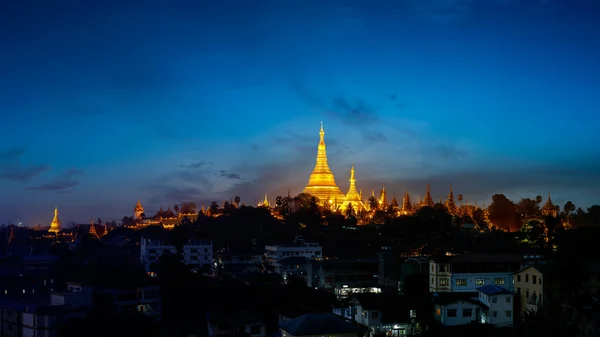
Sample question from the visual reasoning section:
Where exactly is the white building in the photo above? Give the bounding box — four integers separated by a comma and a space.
264, 236, 322, 264
140, 236, 212, 272
433, 285, 514, 327
429, 254, 523, 293
477, 285, 514, 327
433, 294, 481, 326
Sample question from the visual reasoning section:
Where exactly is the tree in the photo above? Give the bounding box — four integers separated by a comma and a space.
535, 195, 543, 204
518, 198, 540, 218
96, 218, 102, 226
368, 196, 378, 211
488, 194, 519, 231
173, 204, 180, 213
344, 203, 355, 218
209, 201, 219, 214
234, 196, 241, 207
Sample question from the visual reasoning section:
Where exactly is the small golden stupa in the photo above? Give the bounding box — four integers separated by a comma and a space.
48, 207, 62, 233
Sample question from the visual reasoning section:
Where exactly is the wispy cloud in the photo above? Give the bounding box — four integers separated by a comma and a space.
27, 169, 84, 192
0, 146, 50, 182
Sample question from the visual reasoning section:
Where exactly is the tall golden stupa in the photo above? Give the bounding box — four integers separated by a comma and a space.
48, 207, 62, 233
342, 166, 365, 211
303, 122, 346, 204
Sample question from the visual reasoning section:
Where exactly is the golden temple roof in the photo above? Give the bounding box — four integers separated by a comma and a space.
134, 199, 144, 212
48, 207, 62, 233
303, 122, 345, 204
342, 166, 365, 210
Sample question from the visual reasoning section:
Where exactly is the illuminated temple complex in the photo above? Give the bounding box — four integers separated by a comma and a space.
302, 123, 465, 214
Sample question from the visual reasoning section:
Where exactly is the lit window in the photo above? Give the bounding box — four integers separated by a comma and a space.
494, 278, 505, 285
439, 278, 449, 286
456, 279, 467, 286
475, 278, 486, 286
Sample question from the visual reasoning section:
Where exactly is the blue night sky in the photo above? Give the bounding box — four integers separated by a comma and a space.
1, 0, 600, 225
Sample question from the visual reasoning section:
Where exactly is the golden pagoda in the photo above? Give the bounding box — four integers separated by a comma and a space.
134, 199, 144, 220
48, 207, 62, 233
259, 194, 270, 207
303, 122, 345, 204
422, 184, 434, 207
379, 185, 388, 209
541, 193, 557, 217
342, 166, 365, 211
89, 217, 99, 238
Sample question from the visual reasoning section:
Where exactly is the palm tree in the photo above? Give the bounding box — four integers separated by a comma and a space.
368, 196, 378, 211
344, 203, 355, 218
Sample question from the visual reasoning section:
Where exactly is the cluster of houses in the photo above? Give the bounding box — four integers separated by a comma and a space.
4, 225, 600, 337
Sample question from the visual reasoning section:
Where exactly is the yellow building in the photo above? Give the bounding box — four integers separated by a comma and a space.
513, 265, 547, 314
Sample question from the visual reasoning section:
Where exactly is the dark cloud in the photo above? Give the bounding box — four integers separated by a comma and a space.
218, 170, 242, 180
181, 161, 210, 169
289, 81, 390, 143
0, 146, 50, 182
27, 169, 84, 192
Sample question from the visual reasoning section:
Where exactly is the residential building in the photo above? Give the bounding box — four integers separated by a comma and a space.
433, 285, 515, 327
279, 313, 361, 337
377, 246, 428, 293
140, 236, 212, 272
275, 256, 310, 283
50, 282, 93, 311
429, 254, 523, 293
307, 258, 378, 294
264, 236, 322, 265
433, 292, 481, 326
97, 285, 162, 319
477, 285, 514, 327
513, 265, 545, 314
344, 293, 414, 337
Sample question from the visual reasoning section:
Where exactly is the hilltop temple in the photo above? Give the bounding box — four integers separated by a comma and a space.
48, 207, 62, 233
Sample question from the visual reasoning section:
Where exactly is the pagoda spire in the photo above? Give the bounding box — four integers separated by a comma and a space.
379, 185, 388, 209
259, 194, 270, 208
342, 166, 365, 211
445, 185, 458, 214
48, 207, 62, 233
303, 123, 345, 204
541, 192, 557, 217
423, 184, 434, 207
391, 195, 399, 210
402, 191, 413, 215
89, 217, 98, 238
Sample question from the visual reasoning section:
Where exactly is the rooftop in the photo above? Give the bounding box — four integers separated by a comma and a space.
477, 285, 513, 296
279, 313, 360, 336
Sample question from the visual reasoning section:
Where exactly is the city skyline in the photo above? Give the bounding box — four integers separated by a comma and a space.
2, 0, 600, 224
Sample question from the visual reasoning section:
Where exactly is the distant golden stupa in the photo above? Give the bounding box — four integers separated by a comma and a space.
48, 207, 62, 233
303, 122, 345, 204
342, 166, 365, 211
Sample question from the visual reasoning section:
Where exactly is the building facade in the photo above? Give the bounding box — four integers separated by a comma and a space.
140, 237, 212, 272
